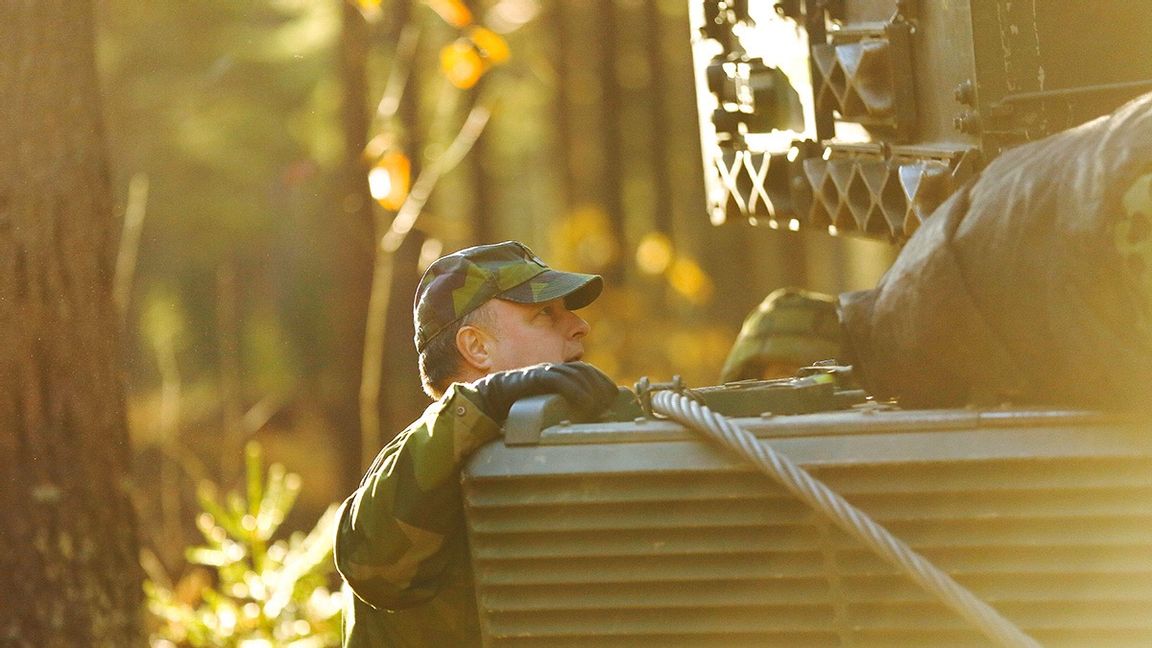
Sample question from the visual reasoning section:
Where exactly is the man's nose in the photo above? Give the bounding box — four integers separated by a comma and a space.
568, 311, 591, 339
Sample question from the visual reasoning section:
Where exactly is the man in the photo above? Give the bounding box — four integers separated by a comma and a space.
719, 287, 842, 382
334, 241, 618, 647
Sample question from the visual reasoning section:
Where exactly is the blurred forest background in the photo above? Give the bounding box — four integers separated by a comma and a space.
88, 0, 893, 643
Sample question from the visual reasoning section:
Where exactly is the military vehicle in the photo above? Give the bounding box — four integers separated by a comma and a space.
463, 2, 1152, 646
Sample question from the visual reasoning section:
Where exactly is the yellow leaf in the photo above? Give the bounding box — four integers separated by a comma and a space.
468, 26, 510, 65
368, 151, 410, 211
426, 0, 473, 28
549, 205, 619, 271
354, 0, 383, 21
635, 232, 673, 275
668, 257, 714, 305
439, 39, 484, 89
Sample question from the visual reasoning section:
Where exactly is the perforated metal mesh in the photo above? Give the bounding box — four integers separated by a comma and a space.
707, 145, 978, 239
803, 147, 979, 238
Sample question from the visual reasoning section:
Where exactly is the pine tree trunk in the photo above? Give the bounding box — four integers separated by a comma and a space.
375, 0, 427, 450
597, 0, 627, 283
334, 0, 377, 484
0, 2, 144, 646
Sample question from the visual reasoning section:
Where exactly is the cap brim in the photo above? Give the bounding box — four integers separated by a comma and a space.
498, 269, 603, 310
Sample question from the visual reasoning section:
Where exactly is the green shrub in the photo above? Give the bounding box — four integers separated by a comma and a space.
146, 442, 342, 647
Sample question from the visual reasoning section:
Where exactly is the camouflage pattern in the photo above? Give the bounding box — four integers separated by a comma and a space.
336, 241, 603, 646
414, 241, 603, 352
335, 383, 500, 647
1116, 169, 1152, 314
720, 287, 842, 382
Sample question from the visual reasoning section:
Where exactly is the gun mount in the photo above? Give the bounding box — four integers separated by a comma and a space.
689, 0, 1152, 239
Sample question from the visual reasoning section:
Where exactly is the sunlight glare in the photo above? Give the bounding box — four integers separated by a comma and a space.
367, 167, 392, 200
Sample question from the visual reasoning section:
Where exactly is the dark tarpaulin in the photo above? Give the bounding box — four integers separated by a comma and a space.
840, 92, 1152, 409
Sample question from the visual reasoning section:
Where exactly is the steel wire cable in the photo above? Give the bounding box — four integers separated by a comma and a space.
649, 390, 1043, 648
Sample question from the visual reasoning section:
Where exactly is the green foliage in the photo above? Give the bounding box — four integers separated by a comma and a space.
100, 0, 346, 389
145, 442, 342, 648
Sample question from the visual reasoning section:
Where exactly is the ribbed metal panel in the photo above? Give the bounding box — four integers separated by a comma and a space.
463, 409, 1152, 647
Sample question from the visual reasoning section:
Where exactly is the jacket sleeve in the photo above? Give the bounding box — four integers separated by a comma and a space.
334, 383, 501, 610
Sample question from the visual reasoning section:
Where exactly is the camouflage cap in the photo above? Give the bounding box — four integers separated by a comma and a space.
720, 287, 842, 382
413, 241, 603, 352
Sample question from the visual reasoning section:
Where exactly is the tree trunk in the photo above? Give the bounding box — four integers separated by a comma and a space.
332, 0, 378, 487
375, 0, 426, 449
0, 2, 144, 646
644, 0, 673, 236
597, 0, 627, 283
378, 230, 427, 445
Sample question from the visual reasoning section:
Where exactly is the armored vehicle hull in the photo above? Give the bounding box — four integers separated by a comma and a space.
464, 403, 1151, 647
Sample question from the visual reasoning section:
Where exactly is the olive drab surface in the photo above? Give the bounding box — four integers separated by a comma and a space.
457, 1, 1152, 646
689, 1, 1152, 238
841, 91, 1152, 409
719, 287, 843, 383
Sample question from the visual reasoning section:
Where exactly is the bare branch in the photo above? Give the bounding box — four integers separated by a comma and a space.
375, 23, 421, 123
382, 103, 493, 252
113, 172, 149, 315
359, 100, 493, 462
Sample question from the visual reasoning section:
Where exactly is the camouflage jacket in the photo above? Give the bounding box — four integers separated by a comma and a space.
335, 383, 501, 647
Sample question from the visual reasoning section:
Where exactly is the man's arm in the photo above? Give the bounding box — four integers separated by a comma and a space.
334, 383, 500, 610
333, 362, 617, 610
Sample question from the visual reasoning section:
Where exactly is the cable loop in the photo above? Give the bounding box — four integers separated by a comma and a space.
649, 389, 1043, 648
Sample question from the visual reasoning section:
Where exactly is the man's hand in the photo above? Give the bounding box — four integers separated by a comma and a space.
471, 362, 617, 422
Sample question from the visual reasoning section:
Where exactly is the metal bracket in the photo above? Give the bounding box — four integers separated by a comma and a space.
503, 388, 647, 446
635, 375, 685, 418
504, 394, 571, 446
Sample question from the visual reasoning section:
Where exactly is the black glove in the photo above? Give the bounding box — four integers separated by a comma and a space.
470, 361, 617, 422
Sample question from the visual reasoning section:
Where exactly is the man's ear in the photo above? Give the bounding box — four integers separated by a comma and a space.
456, 324, 493, 373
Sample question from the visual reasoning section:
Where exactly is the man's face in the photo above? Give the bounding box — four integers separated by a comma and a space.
481, 297, 591, 373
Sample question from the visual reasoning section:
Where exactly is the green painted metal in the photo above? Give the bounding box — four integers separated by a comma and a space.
464, 401, 1152, 646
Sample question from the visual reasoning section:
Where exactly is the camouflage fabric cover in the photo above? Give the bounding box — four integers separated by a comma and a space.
839, 91, 1152, 408
335, 383, 499, 647
720, 288, 842, 382
1117, 170, 1152, 303
413, 241, 602, 352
